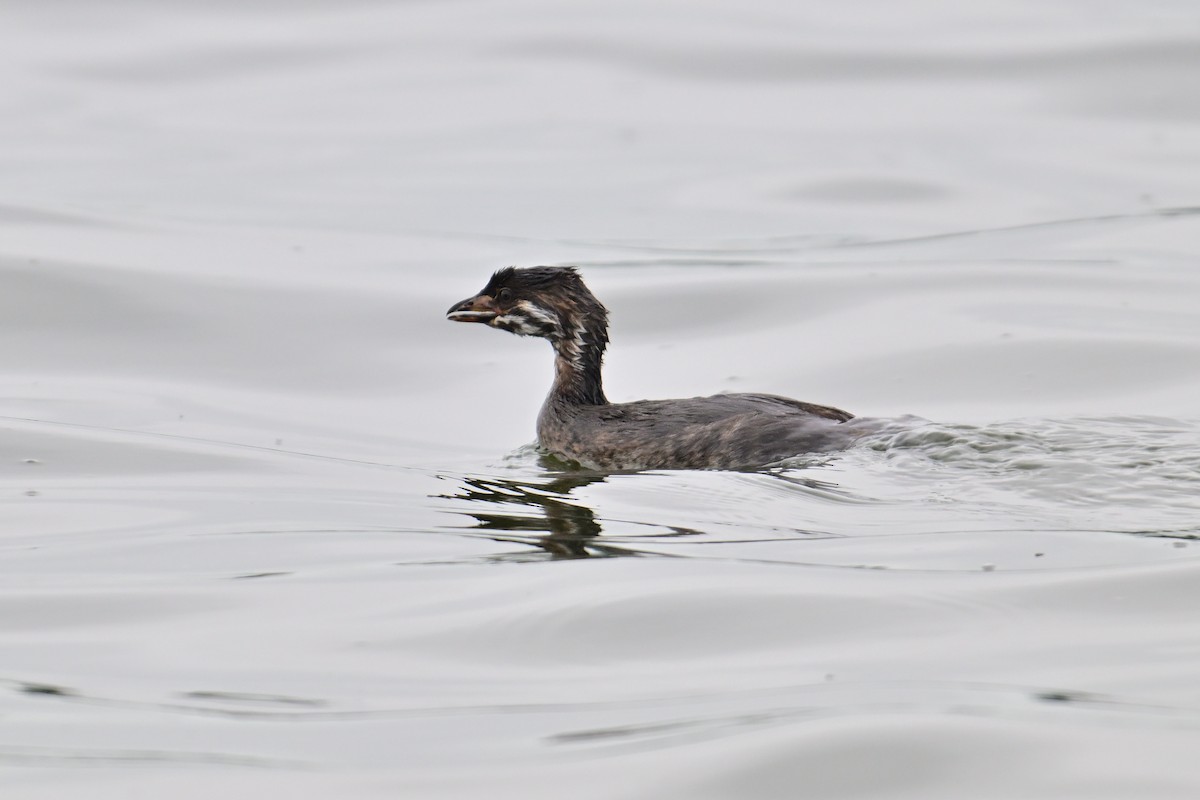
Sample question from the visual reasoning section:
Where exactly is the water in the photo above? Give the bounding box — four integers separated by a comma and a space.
3, 1, 1200, 797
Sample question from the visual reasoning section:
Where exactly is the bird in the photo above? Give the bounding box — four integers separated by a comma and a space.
447, 266, 862, 470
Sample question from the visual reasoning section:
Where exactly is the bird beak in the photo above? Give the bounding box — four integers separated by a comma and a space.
446, 294, 499, 323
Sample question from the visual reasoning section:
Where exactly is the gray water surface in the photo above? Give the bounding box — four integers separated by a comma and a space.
3, 1, 1200, 798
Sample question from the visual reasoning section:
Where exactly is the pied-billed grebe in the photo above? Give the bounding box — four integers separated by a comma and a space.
447, 266, 859, 470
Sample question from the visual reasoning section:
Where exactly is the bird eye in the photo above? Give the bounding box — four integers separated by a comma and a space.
497, 287, 513, 302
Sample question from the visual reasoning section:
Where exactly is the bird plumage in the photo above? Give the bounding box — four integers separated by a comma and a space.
448, 266, 858, 470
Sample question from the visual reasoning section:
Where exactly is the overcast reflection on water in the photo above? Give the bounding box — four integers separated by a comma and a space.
3, 1, 1200, 798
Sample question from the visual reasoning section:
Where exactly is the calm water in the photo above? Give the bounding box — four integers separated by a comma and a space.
3, 1, 1200, 797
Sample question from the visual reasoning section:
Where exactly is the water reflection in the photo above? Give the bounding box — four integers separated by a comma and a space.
437, 455, 858, 561
438, 471, 629, 559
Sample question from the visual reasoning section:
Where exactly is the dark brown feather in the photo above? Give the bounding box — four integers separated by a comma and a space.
450, 267, 860, 470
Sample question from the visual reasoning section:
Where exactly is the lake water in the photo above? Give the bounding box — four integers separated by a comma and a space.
3, 1, 1200, 797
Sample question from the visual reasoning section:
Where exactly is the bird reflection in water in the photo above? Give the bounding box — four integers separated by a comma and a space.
437, 455, 850, 561
437, 467, 639, 560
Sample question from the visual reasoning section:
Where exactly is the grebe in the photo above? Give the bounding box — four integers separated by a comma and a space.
447, 266, 858, 470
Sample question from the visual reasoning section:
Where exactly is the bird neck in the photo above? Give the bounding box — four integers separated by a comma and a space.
550, 320, 608, 406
